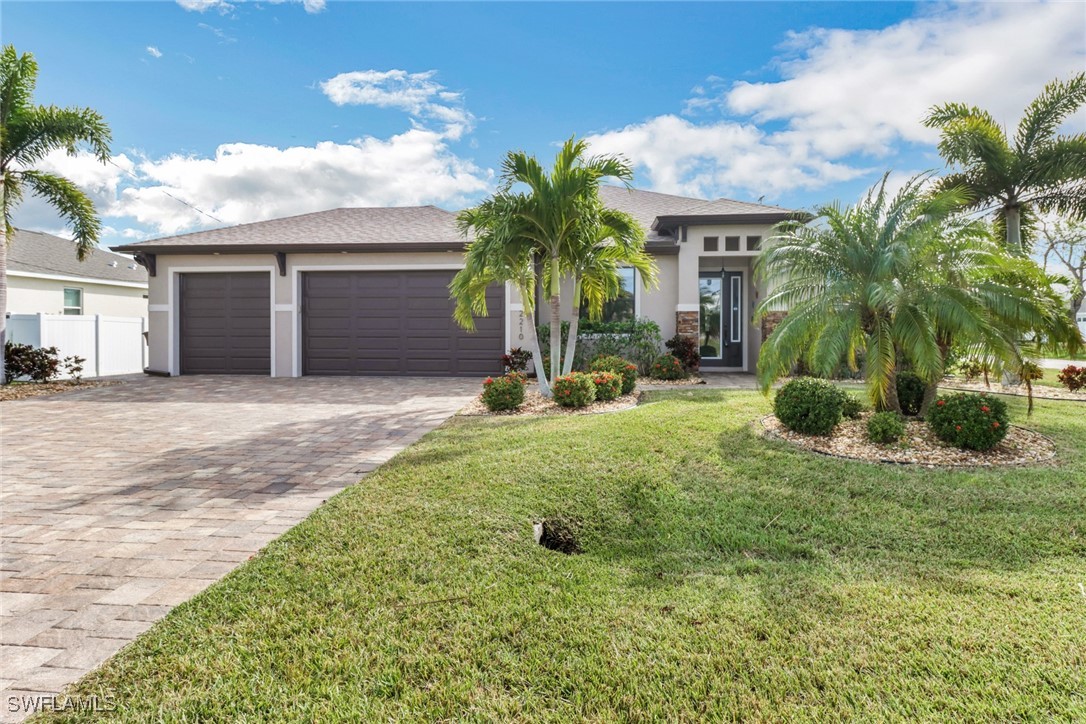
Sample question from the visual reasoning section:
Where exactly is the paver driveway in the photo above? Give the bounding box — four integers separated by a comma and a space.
0, 376, 478, 721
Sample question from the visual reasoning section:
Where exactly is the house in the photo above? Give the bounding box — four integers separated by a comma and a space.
111, 188, 803, 377
7, 229, 148, 318
1078, 298, 1086, 339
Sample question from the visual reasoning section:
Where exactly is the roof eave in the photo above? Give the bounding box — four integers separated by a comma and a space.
650, 211, 811, 231
110, 241, 470, 255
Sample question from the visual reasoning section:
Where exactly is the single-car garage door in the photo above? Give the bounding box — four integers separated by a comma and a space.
302, 270, 503, 377
180, 272, 271, 375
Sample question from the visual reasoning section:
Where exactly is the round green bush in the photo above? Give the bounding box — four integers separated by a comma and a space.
589, 370, 622, 401
590, 355, 637, 394
553, 372, 597, 408
773, 377, 844, 436
481, 373, 526, 412
926, 392, 1010, 451
867, 411, 906, 444
649, 354, 687, 381
896, 371, 926, 416
840, 394, 866, 420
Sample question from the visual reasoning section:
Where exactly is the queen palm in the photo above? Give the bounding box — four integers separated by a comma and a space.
452, 138, 647, 393
754, 174, 968, 412
1, 45, 111, 382
924, 73, 1086, 250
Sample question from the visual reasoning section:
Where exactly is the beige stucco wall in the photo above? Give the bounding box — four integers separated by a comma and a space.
7, 274, 148, 318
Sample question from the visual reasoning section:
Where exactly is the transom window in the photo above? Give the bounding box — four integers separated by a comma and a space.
63, 287, 83, 315
581, 267, 636, 323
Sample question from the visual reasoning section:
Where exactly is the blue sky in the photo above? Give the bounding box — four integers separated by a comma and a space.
6, 1, 1085, 246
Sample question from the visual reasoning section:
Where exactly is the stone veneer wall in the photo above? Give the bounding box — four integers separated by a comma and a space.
760, 311, 787, 341
676, 311, 699, 340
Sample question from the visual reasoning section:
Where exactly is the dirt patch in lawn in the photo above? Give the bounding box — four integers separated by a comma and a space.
0, 380, 120, 402
759, 413, 1057, 468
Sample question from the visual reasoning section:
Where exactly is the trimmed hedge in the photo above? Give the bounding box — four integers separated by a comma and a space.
774, 377, 844, 436
589, 371, 622, 401
867, 411, 905, 444
590, 355, 638, 395
927, 392, 1009, 451
553, 373, 597, 408
481, 373, 526, 412
841, 395, 866, 420
896, 371, 926, 416
649, 354, 687, 381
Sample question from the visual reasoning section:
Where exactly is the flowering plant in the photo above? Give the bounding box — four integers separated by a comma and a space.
926, 392, 1009, 451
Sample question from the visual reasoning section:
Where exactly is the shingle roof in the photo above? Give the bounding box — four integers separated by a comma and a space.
112, 206, 463, 253
9, 229, 148, 285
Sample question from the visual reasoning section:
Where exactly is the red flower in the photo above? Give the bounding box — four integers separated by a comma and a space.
955, 425, 962, 431
484, 377, 493, 385
980, 406, 990, 413
992, 421, 1000, 428
936, 400, 945, 406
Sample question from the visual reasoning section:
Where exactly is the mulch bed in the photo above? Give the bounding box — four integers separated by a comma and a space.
460, 388, 641, 417
759, 413, 1057, 468
636, 375, 706, 387
940, 377, 1086, 402
0, 380, 119, 402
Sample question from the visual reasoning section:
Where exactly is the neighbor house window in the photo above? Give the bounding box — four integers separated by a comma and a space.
63, 287, 83, 315
581, 267, 636, 323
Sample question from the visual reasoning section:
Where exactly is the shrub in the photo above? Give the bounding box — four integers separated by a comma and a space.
553, 372, 596, 408
4, 342, 62, 383
896, 371, 926, 416
957, 357, 987, 382
867, 411, 906, 444
1057, 364, 1086, 392
501, 347, 531, 374
1019, 360, 1044, 383
538, 317, 663, 375
649, 354, 687, 381
590, 355, 637, 395
480, 373, 526, 412
840, 394, 866, 419
773, 377, 844, 436
589, 370, 622, 401
664, 334, 700, 371
927, 393, 1010, 451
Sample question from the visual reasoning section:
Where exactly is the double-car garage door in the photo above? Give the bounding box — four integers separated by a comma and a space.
178, 270, 503, 377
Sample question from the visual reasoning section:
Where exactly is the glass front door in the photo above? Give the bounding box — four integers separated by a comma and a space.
698, 271, 743, 367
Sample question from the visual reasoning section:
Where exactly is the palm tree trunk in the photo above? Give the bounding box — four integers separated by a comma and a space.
1005, 205, 1022, 249
548, 254, 562, 386
918, 341, 949, 419
562, 276, 581, 375
882, 367, 903, 414
519, 298, 551, 397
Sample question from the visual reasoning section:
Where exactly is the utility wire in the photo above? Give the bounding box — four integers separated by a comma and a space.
106, 157, 224, 225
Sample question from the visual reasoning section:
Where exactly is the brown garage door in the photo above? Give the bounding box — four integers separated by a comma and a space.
180, 272, 271, 375
302, 270, 503, 377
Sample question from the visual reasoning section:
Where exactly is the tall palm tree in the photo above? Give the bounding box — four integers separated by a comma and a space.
452, 138, 646, 392
924, 73, 1086, 249
754, 174, 967, 412
1, 45, 111, 382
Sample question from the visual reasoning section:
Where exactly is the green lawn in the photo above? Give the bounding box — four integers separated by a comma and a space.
53, 391, 1085, 721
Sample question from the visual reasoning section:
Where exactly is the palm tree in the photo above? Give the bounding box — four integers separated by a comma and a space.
1, 45, 111, 382
924, 73, 1086, 250
452, 138, 647, 393
754, 174, 968, 412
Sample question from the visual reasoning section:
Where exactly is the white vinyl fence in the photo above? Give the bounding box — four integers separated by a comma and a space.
7, 313, 147, 378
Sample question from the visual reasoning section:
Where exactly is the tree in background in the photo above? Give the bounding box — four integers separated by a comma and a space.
1, 45, 111, 383
924, 73, 1086, 250
1037, 217, 1086, 323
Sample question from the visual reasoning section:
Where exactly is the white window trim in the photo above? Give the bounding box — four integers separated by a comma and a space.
63, 286, 84, 315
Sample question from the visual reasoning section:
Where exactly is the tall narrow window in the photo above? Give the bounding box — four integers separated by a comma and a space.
63, 287, 83, 315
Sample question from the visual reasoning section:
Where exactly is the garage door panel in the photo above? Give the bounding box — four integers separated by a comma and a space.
180, 273, 270, 375
302, 270, 503, 377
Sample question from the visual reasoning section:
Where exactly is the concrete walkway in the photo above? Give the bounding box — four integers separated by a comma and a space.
0, 376, 477, 721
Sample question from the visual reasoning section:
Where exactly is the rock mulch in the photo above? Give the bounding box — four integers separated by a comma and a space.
0, 380, 119, 402
759, 413, 1057, 468
460, 388, 641, 417
636, 375, 706, 387
940, 377, 1086, 402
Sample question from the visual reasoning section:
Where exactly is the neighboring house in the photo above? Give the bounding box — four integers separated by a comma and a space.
7, 229, 148, 318
1078, 299, 1086, 339
111, 188, 803, 377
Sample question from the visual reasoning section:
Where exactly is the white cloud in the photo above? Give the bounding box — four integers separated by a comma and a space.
197, 23, 237, 43
13, 132, 491, 239
146, 46, 163, 59
590, 2, 1086, 201
320, 69, 474, 139
176, 0, 324, 14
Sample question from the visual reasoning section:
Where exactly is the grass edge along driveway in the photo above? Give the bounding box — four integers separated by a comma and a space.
47, 390, 1086, 722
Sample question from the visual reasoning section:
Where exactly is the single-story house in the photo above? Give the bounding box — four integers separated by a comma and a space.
8, 229, 148, 318
111, 187, 803, 377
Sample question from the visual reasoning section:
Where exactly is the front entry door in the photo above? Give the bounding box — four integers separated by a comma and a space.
698, 271, 744, 368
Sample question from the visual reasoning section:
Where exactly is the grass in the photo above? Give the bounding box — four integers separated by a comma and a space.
52, 391, 1086, 721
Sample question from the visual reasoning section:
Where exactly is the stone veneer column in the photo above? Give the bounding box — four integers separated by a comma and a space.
676, 310, 699, 340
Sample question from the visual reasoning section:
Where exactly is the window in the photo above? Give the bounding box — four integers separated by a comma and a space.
581, 267, 636, 323
63, 287, 83, 315
724, 236, 740, 252
746, 235, 762, 251
703, 236, 719, 252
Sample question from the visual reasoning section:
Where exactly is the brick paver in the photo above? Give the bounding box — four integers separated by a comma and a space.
0, 376, 477, 721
